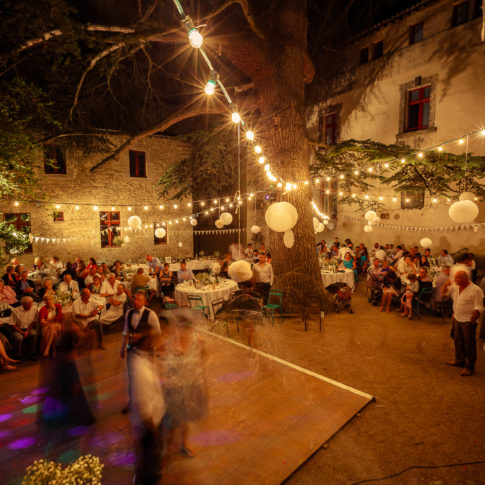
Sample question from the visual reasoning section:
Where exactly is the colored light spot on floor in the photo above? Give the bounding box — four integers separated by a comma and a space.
0, 429, 12, 439
22, 404, 40, 414
7, 437, 36, 450
31, 387, 49, 395
215, 369, 255, 383
67, 425, 90, 437
91, 432, 123, 448
19, 395, 42, 405
58, 449, 80, 464
0, 413, 13, 423
107, 451, 136, 467
191, 429, 242, 447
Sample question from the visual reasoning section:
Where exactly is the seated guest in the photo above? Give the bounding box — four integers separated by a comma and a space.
423, 248, 434, 264
159, 263, 175, 297
245, 243, 253, 258
15, 270, 37, 301
220, 257, 230, 279
86, 257, 97, 274
100, 273, 121, 298
131, 268, 150, 294
10, 296, 39, 360
2, 265, 19, 287
252, 252, 274, 303
420, 255, 430, 268
397, 255, 417, 276
76, 259, 86, 278
0, 280, 19, 307
38, 278, 56, 301
99, 284, 127, 326
252, 249, 259, 264
359, 247, 369, 275
379, 271, 401, 313
33, 257, 45, 271
39, 295, 63, 357
418, 267, 431, 283
146, 254, 162, 276
343, 252, 358, 280
49, 256, 64, 275
438, 249, 454, 266
111, 260, 123, 279
89, 275, 103, 294
58, 274, 80, 298
367, 259, 383, 288
72, 289, 105, 349
381, 260, 392, 273
100, 262, 111, 277
84, 266, 100, 287
177, 261, 194, 284
329, 245, 339, 258
60, 262, 77, 280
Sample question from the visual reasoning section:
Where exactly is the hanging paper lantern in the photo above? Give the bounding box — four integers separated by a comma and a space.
220, 212, 233, 225
327, 222, 335, 230
313, 217, 320, 231
283, 230, 295, 248
190, 218, 198, 226
448, 200, 479, 223
178, 242, 183, 248
123, 236, 130, 243
420, 237, 432, 248
264, 202, 298, 232
127, 215, 142, 229
317, 223, 325, 233
364, 210, 377, 222
215, 219, 224, 229
459, 192, 476, 201
323, 219, 329, 225
155, 228, 166, 239
375, 249, 387, 260
251, 225, 261, 234
363, 225, 373, 233
228, 260, 252, 282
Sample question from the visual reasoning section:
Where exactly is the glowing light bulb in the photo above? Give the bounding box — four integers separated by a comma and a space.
210, 208, 214, 212
128, 207, 132, 211
255, 145, 262, 154
326, 177, 330, 181
481, 129, 485, 136
250, 193, 254, 197
75, 206, 79, 210
364, 195, 369, 199
187, 203, 192, 207
93, 206, 98, 211
188, 28, 203, 48
325, 190, 330, 194
384, 163, 389, 168
111, 206, 115, 211
225, 198, 230, 202
205, 211, 209, 215
55, 204, 60, 209
393, 197, 397, 202
231, 112, 241, 123
213, 199, 218, 204
264, 164, 270, 171
304, 180, 309, 185
238, 200, 243, 205
401, 158, 406, 164
458, 139, 464, 145
258, 156, 265, 164
379, 196, 383, 201
354, 170, 359, 175
220, 206, 224, 210
277, 182, 282, 188
229, 203, 233, 208
204, 81, 216, 95
200, 202, 205, 207
432, 198, 437, 203
339, 174, 344, 179
368, 167, 373, 173
417, 152, 423, 158
175, 219, 179, 223
143, 206, 148, 210
405, 198, 410, 203
182, 217, 186, 221
339, 191, 343, 196
246, 130, 254, 141
292, 184, 297, 189
437, 146, 443, 152
159, 205, 164, 210
315, 178, 320, 183
351, 193, 356, 198
14, 201, 19, 206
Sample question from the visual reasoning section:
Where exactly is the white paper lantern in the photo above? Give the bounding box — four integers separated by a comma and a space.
178, 242, 183, 248
283, 230, 295, 248
363, 225, 373, 233
190, 218, 198, 226
364, 210, 377, 222
264, 202, 298, 232
317, 223, 325, 233
220, 212, 233, 225
228, 260, 252, 283
215, 219, 224, 229
123, 236, 130, 243
375, 249, 386, 260
323, 219, 329, 225
420, 237, 432, 248
313, 217, 320, 231
459, 192, 476, 201
155, 228, 166, 239
127, 215, 142, 229
251, 225, 261, 234
327, 222, 335, 230
448, 200, 479, 223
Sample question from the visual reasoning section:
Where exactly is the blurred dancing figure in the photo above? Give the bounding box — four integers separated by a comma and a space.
121, 292, 164, 485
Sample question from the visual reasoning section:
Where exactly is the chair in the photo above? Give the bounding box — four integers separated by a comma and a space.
415, 284, 433, 318
133, 285, 150, 295
263, 290, 284, 326
210, 298, 227, 333
187, 294, 209, 317
161, 293, 178, 310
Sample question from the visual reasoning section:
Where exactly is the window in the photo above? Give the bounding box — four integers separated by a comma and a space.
4, 213, 32, 253
401, 190, 425, 210
129, 150, 146, 177
409, 23, 423, 44
473, 0, 482, 18
372, 41, 383, 59
44, 145, 66, 174
359, 47, 369, 64
324, 113, 338, 145
100, 211, 121, 248
154, 224, 168, 245
406, 86, 431, 131
452, 1, 469, 26
53, 211, 64, 222
322, 180, 339, 219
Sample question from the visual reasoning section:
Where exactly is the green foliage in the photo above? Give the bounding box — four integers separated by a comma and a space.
157, 128, 240, 200
0, 220, 31, 266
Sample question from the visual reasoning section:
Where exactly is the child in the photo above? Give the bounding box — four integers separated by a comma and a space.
400, 274, 419, 319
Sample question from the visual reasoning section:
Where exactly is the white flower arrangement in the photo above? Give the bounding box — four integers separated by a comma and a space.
22, 455, 103, 485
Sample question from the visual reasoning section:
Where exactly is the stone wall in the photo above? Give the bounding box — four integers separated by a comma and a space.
1, 135, 194, 266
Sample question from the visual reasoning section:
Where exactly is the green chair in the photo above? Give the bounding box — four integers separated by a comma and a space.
263, 290, 284, 326
415, 287, 433, 318
133, 285, 150, 295
188, 294, 209, 317
161, 293, 178, 310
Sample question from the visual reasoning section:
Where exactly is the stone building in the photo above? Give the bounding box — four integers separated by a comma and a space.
308, 0, 485, 252
1, 134, 194, 265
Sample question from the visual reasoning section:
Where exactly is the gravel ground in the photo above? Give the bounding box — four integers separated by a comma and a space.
222, 284, 485, 485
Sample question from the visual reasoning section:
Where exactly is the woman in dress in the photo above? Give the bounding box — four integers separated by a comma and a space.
99, 284, 127, 326
0, 280, 19, 307
379, 270, 402, 312
419, 255, 430, 268
359, 247, 369, 276
38, 278, 56, 301
343, 252, 358, 281
39, 295, 63, 357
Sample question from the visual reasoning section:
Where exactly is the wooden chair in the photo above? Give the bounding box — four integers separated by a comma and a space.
187, 294, 209, 317
263, 290, 284, 326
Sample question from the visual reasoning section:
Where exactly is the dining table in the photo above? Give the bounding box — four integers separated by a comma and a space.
320, 268, 355, 289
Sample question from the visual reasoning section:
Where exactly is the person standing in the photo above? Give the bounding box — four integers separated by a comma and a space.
252, 252, 274, 303
442, 271, 483, 376
146, 254, 162, 277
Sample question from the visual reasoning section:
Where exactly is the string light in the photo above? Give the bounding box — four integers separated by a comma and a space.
213, 199, 218, 204
458, 139, 464, 145
231, 110, 241, 124
204, 70, 218, 95
14, 201, 19, 206
111, 206, 115, 211
187, 27, 203, 48
254, 145, 262, 154
392, 197, 397, 202
93, 206, 98, 211
55, 204, 61, 209
200, 201, 205, 207
354, 170, 359, 175
246, 130, 254, 141
187, 203, 191, 207
417, 152, 423, 158
432, 198, 437, 203
438, 146, 443, 152
326, 177, 330, 181
173, 204, 178, 209
143, 205, 148, 210
384, 163, 389, 168
368, 167, 373, 173
277, 182, 282, 188
75, 206, 79, 210
128, 207, 132, 211
401, 159, 406, 164
258, 156, 265, 164
159, 205, 164, 209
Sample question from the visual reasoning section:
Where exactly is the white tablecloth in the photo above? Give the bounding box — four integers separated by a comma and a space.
28, 271, 60, 285
169, 260, 217, 272
174, 279, 238, 319
321, 269, 354, 288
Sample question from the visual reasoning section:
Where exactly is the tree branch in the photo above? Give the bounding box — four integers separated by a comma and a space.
89, 104, 227, 172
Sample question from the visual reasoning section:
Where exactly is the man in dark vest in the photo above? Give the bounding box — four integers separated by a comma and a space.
120, 292, 164, 485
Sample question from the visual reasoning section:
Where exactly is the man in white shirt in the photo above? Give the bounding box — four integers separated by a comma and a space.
57, 274, 80, 298
10, 296, 39, 359
442, 271, 484, 376
100, 273, 121, 298
252, 252, 274, 303
338, 244, 355, 261
73, 288, 105, 349
85, 266, 101, 287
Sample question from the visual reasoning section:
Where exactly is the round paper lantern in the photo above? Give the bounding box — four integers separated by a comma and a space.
123, 236, 130, 243
317, 223, 325, 233
375, 249, 386, 260
155, 228, 166, 239
313, 217, 320, 231
178, 242, 183, 248
323, 219, 329, 225
220, 212, 233, 225
228, 260, 252, 283
363, 225, 373, 233
420, 237, 432, 248
448, 200, 479, 223
459, 192, 476, 201
327, 222, 335, 230
190, 218, 198, 226
264, 202, 298, 232
364, 210, 377, 222
251, 225, 261, 234
215, 219, 224, 229
127, 215, 142, 229
283, 230, 295, 248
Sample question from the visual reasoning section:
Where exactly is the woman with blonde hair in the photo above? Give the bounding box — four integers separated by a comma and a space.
39, 295, 63, 357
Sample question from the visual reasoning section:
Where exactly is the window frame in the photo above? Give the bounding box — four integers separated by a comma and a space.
100, 211, 121, 248
452, 1, 469, 26
372, 40, 384, 59
4, 213, 32, 253
401, 190, 425, 210
53, 211, 64, 222
406, 85, 431, 132
129, 150, 147, 178
324, 113, 338, 145
43, 145, 67, 175
409, 22, 424, 44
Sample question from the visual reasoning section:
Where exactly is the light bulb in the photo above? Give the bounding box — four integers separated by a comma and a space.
210, 208, 214, 212
231, 112, 241, 123
438, 146, 443, 152
205, 211, 209, 215
315, 178, 320, 183
188, 28, 203, 48
14, 201, 19, 206
368, 167, 373, 173
277, 182, 282, 188
187, 203, 191, 207
417, 152, 424, 158
229, 203, 233, 208
405, 198, 410, 203
255, 145, 262, 154
325, 189, 330, 194
458, 139, 464, 145
55, 204, 60, 209
220, 206, 224, 210
339, 174, 344, 179
364, 195, 369, 199
204, 80, 216, 95
213, 199, 218, 204
292, 184, 297, 189
326, 177, 330, 181
481, 129, 485, 136
401, 158, 406, 164
379, 196, 383, 201
143, 206, 148, 210
75, 206, 79, 210
225, 198, 230, 202
339, 191, 343, 196
393, 197, 397, 202
304, 180, 309, 185
264, 164, 270, 171
432, 198, 437, 203
384, 163, 389, 168
246, 131, 254, 140
258, 156, 265, 164
200, 201, 205, 207
173, 204, 178, 209
159, 205, 164, 210
93, 206, 98, 211
128, 207, 132, 211
351, 193, 356, 198
354, 170, 359, 175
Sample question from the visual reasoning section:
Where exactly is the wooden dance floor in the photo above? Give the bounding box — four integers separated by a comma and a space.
0, 331, 372, 484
